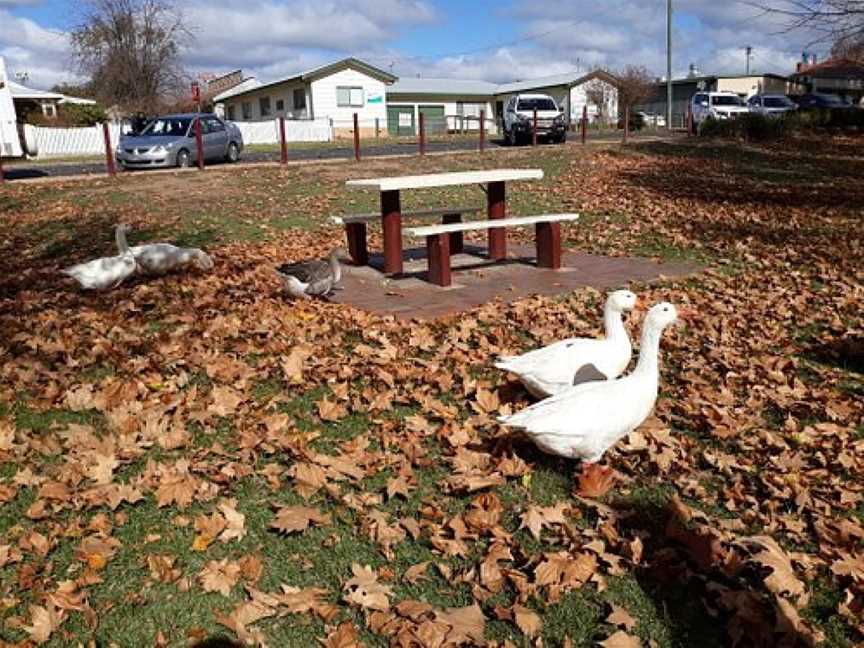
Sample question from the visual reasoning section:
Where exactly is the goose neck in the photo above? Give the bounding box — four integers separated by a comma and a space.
330, 253, 341, 282
634, 323, 662, 376
115, 226, 129, 254
603, 303, 626, 341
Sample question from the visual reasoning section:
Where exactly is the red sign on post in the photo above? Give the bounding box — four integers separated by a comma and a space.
191, 82, 200, 104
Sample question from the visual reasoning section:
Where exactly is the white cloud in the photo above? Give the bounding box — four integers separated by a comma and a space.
0, 0, 43, 6
0, 10, 75, 88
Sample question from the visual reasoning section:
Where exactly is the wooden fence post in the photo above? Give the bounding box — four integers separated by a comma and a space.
279, 117, 288, 164
532, 109, 538, 147
102, 122, 116, 177
581, 106, 587, 145
479, 110, 485, 152
418, 112, 426, 156
194, 117, 204, 170
623, 106, 629, 144
353, 113, 360, 162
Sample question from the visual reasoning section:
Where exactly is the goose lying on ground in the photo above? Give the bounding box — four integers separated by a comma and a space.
62, 224, 137, 290
498, 302, 689, 469
276, 248, 344, 299
129, 242, 214, 276
495, 289, 639, 398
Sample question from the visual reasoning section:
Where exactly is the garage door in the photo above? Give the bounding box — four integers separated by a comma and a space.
419, 105, 446, 134
387, 106, 415, 136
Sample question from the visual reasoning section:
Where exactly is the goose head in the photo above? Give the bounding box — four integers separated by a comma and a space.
607, 289, 638, 313
192, 250, 214, 271
644, 302, 685, 332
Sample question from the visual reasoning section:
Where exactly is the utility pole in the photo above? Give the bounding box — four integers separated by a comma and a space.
666, 0, 673, 130
745, 45, 752, 75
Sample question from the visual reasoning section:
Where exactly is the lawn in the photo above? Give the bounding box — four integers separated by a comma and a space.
0, 137, 861, 647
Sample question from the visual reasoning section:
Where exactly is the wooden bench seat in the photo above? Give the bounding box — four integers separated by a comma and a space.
333, 206, 481, 265
404, 213, 580, 286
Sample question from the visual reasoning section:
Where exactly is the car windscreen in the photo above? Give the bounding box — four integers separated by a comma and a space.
711, 95, 744, 106
816, 94, 847, 105
141, 118, 192, 137
763, 97, 794, 107
517, 98, 557, 111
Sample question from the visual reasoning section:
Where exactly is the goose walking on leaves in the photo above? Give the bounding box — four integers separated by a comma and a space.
276, 248, 344, 300
495, 289, 639, 398
62, 223, 137, 291
499, 302, 690, 477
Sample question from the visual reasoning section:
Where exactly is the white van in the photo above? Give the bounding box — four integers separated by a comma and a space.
690, 91, 749, 133
0, 57, 24, 158
502, 93, 567, 146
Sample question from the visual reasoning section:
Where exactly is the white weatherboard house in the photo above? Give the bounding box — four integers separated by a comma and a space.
495, 70, 620, 125
385, 78, 499, 135
214, 58, 396, 137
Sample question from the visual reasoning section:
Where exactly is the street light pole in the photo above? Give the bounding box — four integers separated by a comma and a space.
666, 0, 673, 130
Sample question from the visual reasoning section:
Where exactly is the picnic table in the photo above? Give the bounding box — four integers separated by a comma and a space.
345, 168, 544, 275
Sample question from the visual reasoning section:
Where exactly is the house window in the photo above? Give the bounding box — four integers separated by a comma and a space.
293, 88, 306, 110
276, 99, 285, 111
259, 96, 271, 117
337, 86, 364, 107
226, 105, 236, 121
241, 102, 252, 120
43, 104, 57, 118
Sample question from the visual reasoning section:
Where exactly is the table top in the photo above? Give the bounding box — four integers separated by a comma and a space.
345, 168, 544, 192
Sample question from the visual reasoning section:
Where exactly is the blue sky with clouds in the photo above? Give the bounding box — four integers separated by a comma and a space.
1, 0, 821, 89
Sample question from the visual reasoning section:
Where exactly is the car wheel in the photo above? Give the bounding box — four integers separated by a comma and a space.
176, 149, 192, 168
557, 133, 567, 144
225, 142, 240, 163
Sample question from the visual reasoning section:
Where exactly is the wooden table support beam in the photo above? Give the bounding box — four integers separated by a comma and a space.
427, 233, 451, 286
442, 213, 464, 254
487, 180, 506, 260
535, 221, 562, 269
381, 189, 403, 275
345, 222, 368, 266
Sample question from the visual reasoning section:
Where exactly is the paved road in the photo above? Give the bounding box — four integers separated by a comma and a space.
2, 131, 673, 181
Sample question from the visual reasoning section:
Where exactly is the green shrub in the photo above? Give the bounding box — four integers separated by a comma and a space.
699, 107, 864, 141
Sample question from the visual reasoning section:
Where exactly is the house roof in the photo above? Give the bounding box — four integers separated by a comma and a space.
215, 57, 397, 102
7, 80, 64, 101
496, 70, 620, 94
791, 58, 864, 79
388, 77, 498, 96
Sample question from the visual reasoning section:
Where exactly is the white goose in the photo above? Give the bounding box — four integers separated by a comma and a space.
495, 290, 639, 398
499, 302, 689, 467
62, 224, 137, 290
129, 242, 214, 276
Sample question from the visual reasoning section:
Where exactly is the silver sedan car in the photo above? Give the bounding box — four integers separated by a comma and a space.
116, 113, 243, 169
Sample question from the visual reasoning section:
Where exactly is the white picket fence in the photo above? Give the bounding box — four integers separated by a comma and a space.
22, 118, 333, 159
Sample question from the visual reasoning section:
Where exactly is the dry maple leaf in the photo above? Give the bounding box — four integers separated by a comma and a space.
214, 596, 275, 646
23, 603, 65, 644
577, 464, 616, 498
317, 397, 348, 422
520, 502, 569, 540
288, 461, 328, 499
472, 387, 500, 414
322, 621, 362, 648
343, 563, 392, 612
738, 536, 806, 601
270, 505, 331, 534
218, 498, 247, 543
513, 604, 542, 638
600, 630, 641, 647
606, 604, 637, 630
199, 559, 242, 596
434, 602, 486, 645
210, 385, 244, 417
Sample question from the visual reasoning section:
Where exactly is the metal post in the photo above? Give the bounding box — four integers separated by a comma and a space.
623, 106, 629, 143
479, 110, 485, 152
279, 117, 287, 164
418, 112, 426, 156
532, 109, 538, 146
375, 117, 380, 138
194, 117, 204, 170
353, 113, 360, 162
102, 122, 116, 177
581, 106, 587, 145
666, 0, 673, 131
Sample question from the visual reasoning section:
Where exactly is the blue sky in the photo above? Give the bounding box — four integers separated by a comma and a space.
1, 0, 819, 89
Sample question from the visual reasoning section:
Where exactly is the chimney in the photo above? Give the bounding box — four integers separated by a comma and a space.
796, 62, 802, 72
688, 63, 699, 78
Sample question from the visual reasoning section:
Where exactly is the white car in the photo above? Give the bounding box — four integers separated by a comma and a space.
690, 91, 749, 132
502, 93, 567, 145
637, 111, 666, 128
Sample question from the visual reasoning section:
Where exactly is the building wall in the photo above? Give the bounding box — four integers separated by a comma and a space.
222, 82, 310, 122
496, 84, 570, 118
385, 94, 496, 133
569, 79, 618, 124
310, 68, 388, 135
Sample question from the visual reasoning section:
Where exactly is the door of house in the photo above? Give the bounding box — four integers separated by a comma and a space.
419, 105, 446, 134
387, 106, 415, 137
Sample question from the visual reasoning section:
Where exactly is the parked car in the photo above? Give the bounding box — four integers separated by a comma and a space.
502, 94, 567, 145
618, 111, 645, 130
690, 91, 749, 133
793, 93, 854, 110
116, 113, 243, 169
637, 111, 666, 128
747, 94, 797, 117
